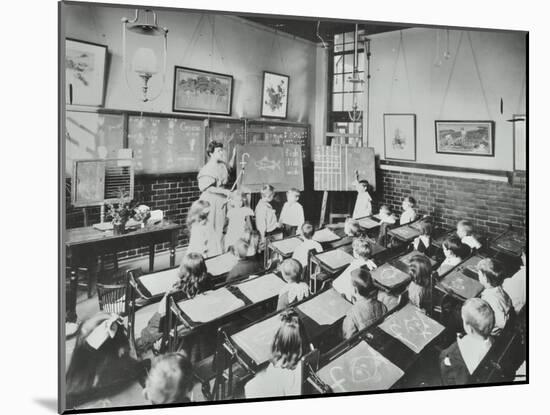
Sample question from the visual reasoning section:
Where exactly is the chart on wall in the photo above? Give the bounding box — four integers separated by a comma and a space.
128, 115, 205, 174
313, 145, 376, 191
65, 111, 124, 177
236, 144, 303, 192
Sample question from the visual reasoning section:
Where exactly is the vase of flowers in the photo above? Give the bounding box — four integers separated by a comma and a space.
134, 205, 151, 228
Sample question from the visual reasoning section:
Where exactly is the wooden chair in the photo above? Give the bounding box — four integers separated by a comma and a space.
96, 281, 129, 316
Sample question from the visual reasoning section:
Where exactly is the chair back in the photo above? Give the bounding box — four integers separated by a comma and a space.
164, 293, 194, 354
96, 281, 128, 315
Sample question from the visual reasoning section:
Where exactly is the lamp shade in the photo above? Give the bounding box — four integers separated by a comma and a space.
131, 47, 158, 75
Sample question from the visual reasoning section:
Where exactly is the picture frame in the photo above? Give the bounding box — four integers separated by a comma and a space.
65, 38, 107, 106
261, 71, 290, 119
513, 114, 526, 171
435, 120, 495, 156
172, 66, 234, 116
383, 113, 417, 161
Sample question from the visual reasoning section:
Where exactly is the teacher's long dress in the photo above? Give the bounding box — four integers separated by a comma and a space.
197, 160, 229, 257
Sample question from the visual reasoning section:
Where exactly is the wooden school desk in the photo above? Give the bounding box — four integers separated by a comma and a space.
205, 252, 239, 286
309, 303, 446, 394
490, 228, 526, 258
65, 220, 182, 295
265, 235, 304, 269
386, 219, 426, 245
224, 288, 352, 373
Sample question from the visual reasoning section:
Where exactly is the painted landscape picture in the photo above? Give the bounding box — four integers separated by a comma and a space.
435, 121, 494, 156
173, 66, 233, 115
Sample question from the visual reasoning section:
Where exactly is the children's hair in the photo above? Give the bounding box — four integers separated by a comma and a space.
66, 312, 130, 399
461, 298, 495, 338
442, 235, 464, 257
352, 237, 372, 259
357, 180, 369, 190
145, 352, 193, 404
418, 221, 433, 236
260, 184, 275, 198
477, 258, 504, 287
176, 252, 209, 298
186, 199, 210, 227
350, 266, 377, 298
287, 188, 300, 197
301, 221, 314, 239
408, 254, 432, 287
379, 205, 391, 215
230, 191, 249, 207
344, 218, 363, 237
457, 220, 474, 236
403, 196, 417, 207
233, 238, 250, 259
280, 258, 303, 283
271, 308, 309, 370
206, 140, 223, 156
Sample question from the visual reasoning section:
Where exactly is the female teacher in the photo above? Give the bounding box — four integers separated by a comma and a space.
197, 140, 235, 256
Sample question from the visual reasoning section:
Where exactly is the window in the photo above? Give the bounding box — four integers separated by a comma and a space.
329, 30, 365, 142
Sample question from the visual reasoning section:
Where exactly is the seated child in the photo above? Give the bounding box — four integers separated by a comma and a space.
143, 352, 193, 404
292, 222, 323, 267
412, 220, 435, 256
340, 218, 366, 246
224, 191, 254, 251
440, 298, 495, 385
436, 235, 465, 276
457, 220, 482, 251
255, 184, 281, 250
187, 199, 222, 258
279, 188, 305, 237
227, 238, 263, 283
333, 237, 378, 302
277, 258, 310, 310
342, 266, 387, 339
138, 252, 214, 355
478, 258, 513, 336
377, 205, 397, 246
400, 196, 417, 225
245, 309, 311, 398
406, 254, 433, 313
66, 313, 147, 409
503, 246, 526, 313
352, 179, 372, 219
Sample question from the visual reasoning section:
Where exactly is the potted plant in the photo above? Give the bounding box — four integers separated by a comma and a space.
106, 199, 134, 235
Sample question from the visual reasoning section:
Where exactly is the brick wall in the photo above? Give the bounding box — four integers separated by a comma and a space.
376, 168, 527, 238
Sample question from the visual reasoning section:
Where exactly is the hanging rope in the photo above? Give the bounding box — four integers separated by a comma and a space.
437, 31, 464, 119
467, 32, 492, 119
387, 31, 414, 112
180, 14, 205, 64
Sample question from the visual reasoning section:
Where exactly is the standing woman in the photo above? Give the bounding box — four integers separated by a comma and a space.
197, 141, 235, 256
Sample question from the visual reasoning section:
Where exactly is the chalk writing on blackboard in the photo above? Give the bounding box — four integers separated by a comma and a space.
378, 304, 444, 353
317, 341, 404, 392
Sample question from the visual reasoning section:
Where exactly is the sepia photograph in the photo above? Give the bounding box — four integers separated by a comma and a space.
58, 0, 528, 413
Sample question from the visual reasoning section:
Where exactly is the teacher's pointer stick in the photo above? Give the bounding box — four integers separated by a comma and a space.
230, 152, 249, 192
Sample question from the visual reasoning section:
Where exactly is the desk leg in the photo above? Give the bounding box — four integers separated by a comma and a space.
66, 248, 78, 322
149, 244, 155, 273
169, 231, 177, 268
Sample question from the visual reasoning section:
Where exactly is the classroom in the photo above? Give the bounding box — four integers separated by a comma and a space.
61, 1, 527, 411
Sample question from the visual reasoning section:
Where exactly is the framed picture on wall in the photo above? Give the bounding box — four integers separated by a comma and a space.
435, 120, 495, 156
383, 113, 416, 161
513, 114, 526, 171
172, 66, 234, 115
261, 71, 290, 118
65, 38, 107, 106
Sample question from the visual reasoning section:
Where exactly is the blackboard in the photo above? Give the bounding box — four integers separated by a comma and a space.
313, 145, 376, 191
127, 115, 205, 174
236, 144, 304, 192
248, 122, 310, 165
378, 304, 445, 353
208, 120, 245, 164
317, 340, 404, 392
65, 111, 124, 176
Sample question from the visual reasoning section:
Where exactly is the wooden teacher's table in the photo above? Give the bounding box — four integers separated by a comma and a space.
65, 221, 183, 293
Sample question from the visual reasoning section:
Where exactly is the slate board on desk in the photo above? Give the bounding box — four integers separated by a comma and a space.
316, 249, 354, 272
389, 225, 421, 241
137, 268, 180, 297
271, 236, 303, 256
492, 231, 526, 256
231, 313, 281, 366
297, 288, 352, 326
378, 304, 445, 354
317, 340, 404, 392
371, 263, 411, 290
235, 273, 286, 303
396, 251, 437, 271
312, 228, 341, 243
439, 272, 484, 301
357, 216, 381, 230
237, 144, 303, 192
178, 288, 245, 323
205, 253, 238, 277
